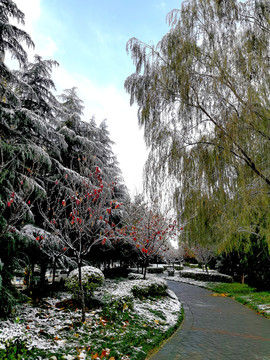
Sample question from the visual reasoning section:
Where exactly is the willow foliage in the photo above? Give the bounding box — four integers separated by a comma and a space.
125, 0, 270, 251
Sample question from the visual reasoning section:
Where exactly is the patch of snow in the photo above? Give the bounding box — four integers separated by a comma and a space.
257, 304, 270, 310
0, 277, 182, 356
133, 291, 181, 331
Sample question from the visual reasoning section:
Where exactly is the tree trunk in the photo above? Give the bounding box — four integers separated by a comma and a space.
143, 259, 148, 280
52, 257, 57, 285
78, 262, 86, 322
143, 265, 147, 280
40, 262, 47, 287
240, 272, 245, 284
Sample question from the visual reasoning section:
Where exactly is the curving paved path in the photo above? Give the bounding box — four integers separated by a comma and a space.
149, 281, 270, 360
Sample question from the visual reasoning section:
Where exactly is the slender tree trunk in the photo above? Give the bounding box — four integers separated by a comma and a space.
143, 265, 147, 280
78, 261, 86, 322
143, 259, 148, 280
240, 272, 245, 284
40, 262, 47, 287
30, 262, 35, 287
52, 257, 57, 285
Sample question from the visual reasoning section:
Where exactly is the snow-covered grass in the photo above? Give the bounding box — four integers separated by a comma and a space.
0, 276, 182, 360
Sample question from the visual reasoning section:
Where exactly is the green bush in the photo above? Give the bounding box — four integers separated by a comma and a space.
128, 272, 144, 280
147, 267, 164, 274
174, 265, 184, 271
167, 268, 175, 276
131, 278, 168, 298
0, 338, 28, 359
180, 271, 233, 283
65, 266, 104, 299
184, 263, 199, 268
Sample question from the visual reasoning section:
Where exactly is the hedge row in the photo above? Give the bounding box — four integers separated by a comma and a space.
147, 267, 164, 274
180, 271, 233, 283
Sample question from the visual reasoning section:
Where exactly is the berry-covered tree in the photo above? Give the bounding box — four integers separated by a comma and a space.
124, 196, 177, 278
39, 166, 124, 321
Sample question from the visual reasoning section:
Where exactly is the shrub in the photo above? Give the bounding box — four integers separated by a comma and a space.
147, 267, 164, 274
0, 338, 28, 359
174, 265, 184, 271
102, 292, 134, 320
184, 263, 199, 268
104, 281, 134, 309
180, 271, 233, 283
128, 272, 144, 280
131, 278, 168, 298
65, 266, 104, 299
167, 267, 175, 276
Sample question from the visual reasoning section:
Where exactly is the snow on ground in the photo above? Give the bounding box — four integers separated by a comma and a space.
2, 267, 268, 358
134, 289, 181, 330
0, 276, 182, 358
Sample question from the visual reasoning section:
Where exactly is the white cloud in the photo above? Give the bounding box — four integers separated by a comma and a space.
14, 0, 41, 31
10, 0, 58, 62
33, 34, 58, 59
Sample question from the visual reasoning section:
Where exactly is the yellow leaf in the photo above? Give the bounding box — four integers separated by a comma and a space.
74, 333, 80, 337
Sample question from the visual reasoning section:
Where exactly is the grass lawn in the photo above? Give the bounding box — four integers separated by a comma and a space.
208, 282, 270, 318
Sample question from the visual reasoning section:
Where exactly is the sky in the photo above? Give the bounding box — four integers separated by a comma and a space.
13, 0, 182, 196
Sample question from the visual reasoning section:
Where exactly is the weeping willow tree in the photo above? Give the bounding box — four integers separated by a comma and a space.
125, 0, 270, 257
